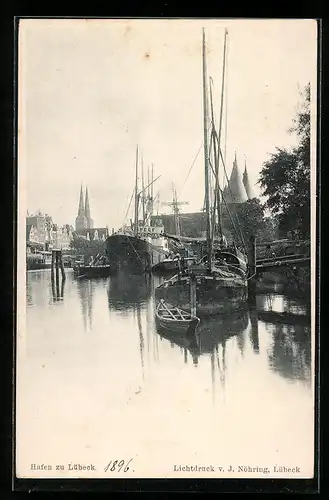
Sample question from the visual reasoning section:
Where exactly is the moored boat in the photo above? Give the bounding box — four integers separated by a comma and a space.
151, 256, 196, 275
74, 254, 112, 278
155, 299, 200, 336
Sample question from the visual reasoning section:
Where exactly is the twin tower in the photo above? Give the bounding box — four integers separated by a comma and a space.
75, 186, 94, 232
223, 154, 255, 204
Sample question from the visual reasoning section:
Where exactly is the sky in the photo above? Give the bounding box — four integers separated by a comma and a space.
18, 18, 318, 229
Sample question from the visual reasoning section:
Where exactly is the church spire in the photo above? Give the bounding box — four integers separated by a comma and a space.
85, 187, 91, 219
75, 185, 88, 232
78, 185, 85, 216
242, 158, 255, 199
84, 187, 94, 229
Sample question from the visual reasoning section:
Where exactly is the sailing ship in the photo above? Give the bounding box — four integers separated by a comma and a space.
106, 147, 170, 274
155, 28, 249, 317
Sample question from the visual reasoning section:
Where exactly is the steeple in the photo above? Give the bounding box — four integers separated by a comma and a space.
85, 187, 90, 219
85, 187, 94, 229
78, 185, 85, 216
242, 159, 255, 199
223, 152, 248, 204
75, 185, 88, 232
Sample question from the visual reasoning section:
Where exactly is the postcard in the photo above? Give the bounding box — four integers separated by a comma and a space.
15, 17, 318, 482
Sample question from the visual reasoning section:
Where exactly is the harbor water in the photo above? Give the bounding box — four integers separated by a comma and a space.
16, 269, 314, 479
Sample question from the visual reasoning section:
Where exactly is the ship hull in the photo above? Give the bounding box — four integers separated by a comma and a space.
155, 274, 248, 317
106, 234, 168, 274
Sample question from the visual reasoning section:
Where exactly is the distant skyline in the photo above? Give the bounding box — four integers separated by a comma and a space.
19, 18, 317, 229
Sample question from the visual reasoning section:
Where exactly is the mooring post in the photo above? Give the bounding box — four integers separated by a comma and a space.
190, 272, 197, 318
55, 250, 60, 298
248, 235, 257, 304
51, 250, 55, 283
59, 250, 66, 281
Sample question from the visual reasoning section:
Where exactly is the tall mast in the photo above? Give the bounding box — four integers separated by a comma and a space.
141, 155, 145, 223
202, 28, 212, 270
218, 30, 228, 148
217, 29, 228, 233
209, 78, 221, 239
151, 164, 154, 216
134, 145, 139, 235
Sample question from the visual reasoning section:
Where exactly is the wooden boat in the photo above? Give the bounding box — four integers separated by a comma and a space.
74, 253, 112, 278
74, 264, 112, 279
151, 256, 195, 275
155, 299, 200, 335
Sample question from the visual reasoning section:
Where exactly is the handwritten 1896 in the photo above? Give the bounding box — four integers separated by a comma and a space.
104, 458, 134, 473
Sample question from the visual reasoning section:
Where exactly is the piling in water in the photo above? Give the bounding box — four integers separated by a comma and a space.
190, 272, 197, 318
51, 249, 65, 301
248, 235, 257, 304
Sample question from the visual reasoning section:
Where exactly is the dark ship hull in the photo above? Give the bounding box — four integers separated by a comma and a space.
155, 273, 248, 318
106, 233, 168, 274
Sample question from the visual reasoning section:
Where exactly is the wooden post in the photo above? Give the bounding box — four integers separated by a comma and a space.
59, 250, 66, 281
248, 235, 257, 304
55, 251, 60, 298
190, 272, 197, 318
51, 250, 55, 283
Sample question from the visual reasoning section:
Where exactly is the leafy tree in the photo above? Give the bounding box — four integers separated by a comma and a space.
70, 234, 106, 261
223, 198, 277, 246
259, 84, 310, 239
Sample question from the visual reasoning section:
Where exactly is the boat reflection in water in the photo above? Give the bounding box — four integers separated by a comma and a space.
107, 271, 154, 311
154, 301, 250, 366
77, 278, 97, 331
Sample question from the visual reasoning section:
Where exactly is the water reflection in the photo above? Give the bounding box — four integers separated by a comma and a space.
107, 272, 153, 311
266, 322, 311, 383
136, 303, 145, 381
77, 278, 96, 331
23, 270, 313, 472
256, 293, 311, 383
51, 274, 65, 302
27, 271, 48, 307
154, 306, 250, 368
249, 308, 260, 354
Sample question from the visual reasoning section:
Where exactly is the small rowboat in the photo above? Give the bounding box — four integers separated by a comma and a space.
155, 299, 200, 336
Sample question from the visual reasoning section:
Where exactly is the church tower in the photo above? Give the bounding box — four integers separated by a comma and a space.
242, 159, 255, 200
85, 187, 94, 229
222, 152, 248, 204
75, 186, 88, 232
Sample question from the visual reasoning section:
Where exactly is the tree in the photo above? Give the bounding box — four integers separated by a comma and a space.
70, 234, 106, 260
259, 84, 310, 239
224, 198, 277, 246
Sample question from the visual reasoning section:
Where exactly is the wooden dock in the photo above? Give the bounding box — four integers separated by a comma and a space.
248, 236, 311, 301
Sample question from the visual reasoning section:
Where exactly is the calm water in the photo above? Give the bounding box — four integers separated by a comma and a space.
17, 270, 314, 479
